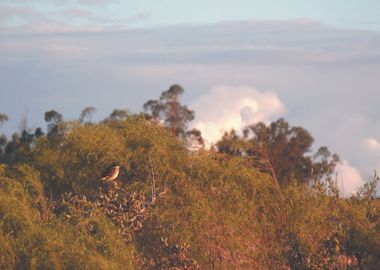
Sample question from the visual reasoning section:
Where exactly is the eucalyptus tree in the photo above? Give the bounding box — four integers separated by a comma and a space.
144, 84, 195, 139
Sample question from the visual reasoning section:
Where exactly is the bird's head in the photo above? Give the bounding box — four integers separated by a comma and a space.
111, 162, 125, 171
111, 161, 120, 167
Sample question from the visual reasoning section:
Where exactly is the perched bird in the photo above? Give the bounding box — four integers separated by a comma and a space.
101, 163, 120, 182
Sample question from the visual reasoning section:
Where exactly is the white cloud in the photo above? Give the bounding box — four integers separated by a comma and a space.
190, 84, 285, 144
336, 160, 366, 197
361, 137, 380, 152
0, 2, 149, 33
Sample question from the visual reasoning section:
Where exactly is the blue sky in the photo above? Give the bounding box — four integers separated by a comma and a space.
0, 0, 380, 195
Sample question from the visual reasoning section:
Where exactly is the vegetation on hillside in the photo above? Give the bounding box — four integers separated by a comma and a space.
0, 85, 379, 269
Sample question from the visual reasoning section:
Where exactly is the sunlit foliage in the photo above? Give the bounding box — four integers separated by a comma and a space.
0, 109, 379, 269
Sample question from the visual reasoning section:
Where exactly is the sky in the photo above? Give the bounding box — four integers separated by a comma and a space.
0, 0, 380, 196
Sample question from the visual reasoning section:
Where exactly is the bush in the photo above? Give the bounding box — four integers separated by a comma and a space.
0, 116, 379, 269
0, 165, 136, 270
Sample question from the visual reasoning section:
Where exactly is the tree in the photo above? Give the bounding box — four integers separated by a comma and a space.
0, 134, 7, 157
0, 113, 8, 160
79, 106, 96, 124
0, 110, 43, 163
44, 110, 63, 134
0, 113, 8, 127
143, 84, 195, 138
0, 129, 37, 164
312, 146, 340, 179
34, 127, 44, 138
217, 118, 339, 185
106, 109, 130, 121
185, 128, 205, 149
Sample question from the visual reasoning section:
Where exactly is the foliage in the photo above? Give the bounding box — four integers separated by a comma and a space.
44, 110, 63, 134
0, 111, 379, 269
143, 84, 195, 139
0, 129, 43, 164
0, 164, 136, 270
106, 109, 130, 121
217, 118, 340, 186
0, 113, 8, 127
80, 106, 97, 124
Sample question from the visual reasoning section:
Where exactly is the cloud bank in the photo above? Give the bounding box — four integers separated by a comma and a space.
361, 137, 380, 152
336, 160, 366, 197
190, 85, 285, 144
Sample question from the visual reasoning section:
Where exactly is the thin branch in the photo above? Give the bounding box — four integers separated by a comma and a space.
147, 154, 156, 201
250, 145, 280, 189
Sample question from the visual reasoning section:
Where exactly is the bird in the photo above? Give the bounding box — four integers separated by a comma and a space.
100, 163, 121, 182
